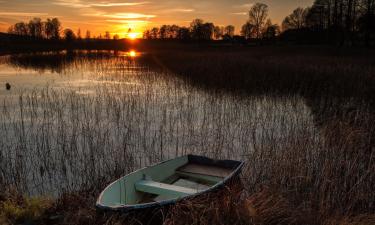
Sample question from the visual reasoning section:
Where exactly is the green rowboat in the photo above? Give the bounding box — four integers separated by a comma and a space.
96, 155, 244, 212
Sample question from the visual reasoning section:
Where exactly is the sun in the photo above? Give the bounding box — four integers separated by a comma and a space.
128, 50, 137, 57
127, 32, 139, 40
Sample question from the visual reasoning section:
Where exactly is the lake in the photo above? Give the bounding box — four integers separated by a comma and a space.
0, 50, 318, 196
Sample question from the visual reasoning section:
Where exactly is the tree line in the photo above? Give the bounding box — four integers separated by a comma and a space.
143, 3, 280, 41
143, 21, 239, 40
143, 1, 374, 45
282, 0, 375, 45
7, 18, 120, 41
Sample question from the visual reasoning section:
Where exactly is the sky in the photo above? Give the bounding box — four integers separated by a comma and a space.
0, 0, 313, 37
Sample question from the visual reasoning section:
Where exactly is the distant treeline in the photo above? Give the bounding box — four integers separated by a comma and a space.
6, 18, 119, 41
143, 1, 375, 46
143, 3, 280, 42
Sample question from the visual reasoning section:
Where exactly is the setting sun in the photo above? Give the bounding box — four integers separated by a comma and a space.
127, 32, 141, 40
128, 50, 137, 57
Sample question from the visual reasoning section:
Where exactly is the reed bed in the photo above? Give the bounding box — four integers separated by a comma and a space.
0, 48, 374, 224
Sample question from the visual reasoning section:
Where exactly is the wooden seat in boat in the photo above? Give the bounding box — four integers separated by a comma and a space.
135, 180, 198, 198
177, 163, 233, 178
176, 163, 233, 183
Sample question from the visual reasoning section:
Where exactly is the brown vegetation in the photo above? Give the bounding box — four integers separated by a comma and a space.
0, 47, 374, 224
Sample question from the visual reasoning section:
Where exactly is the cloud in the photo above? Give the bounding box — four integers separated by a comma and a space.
91, 2, 149, 7
53, 0, 149, 8
106, 19, 149, 24
168, 8, 195, 12
231, 12, 247, 16
53, 0, 89, 8
103, 13, 156, 19
0, 12, 48, 17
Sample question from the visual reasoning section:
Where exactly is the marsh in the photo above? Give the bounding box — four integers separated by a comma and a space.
0, 47, 374, 223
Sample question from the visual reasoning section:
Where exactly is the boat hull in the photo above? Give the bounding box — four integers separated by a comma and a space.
96, 155, 244, 213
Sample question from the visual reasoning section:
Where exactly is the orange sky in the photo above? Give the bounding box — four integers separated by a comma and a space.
0, 0, 313, 37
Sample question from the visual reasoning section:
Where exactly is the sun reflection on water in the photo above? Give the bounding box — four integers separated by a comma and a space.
128, 50, 137, 57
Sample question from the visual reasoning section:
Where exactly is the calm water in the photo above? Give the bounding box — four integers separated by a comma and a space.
0, 51, 318, 196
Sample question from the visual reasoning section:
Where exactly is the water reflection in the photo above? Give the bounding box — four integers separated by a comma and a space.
5, 50, 143, 74
128, 50, 137, 57
0, 51, 319, 196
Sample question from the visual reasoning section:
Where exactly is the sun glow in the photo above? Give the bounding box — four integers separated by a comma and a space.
126, 32, 142, 40
128, 50, 137, 57
128, 32, 138, 40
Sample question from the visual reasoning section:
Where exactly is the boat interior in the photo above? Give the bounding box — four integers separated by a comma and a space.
137, 162, 234, 202
98, 155, 240, 207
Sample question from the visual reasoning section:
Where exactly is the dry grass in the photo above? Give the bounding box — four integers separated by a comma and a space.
0, 47, 374, 224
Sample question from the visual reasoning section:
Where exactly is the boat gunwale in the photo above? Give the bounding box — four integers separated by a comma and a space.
96, 155, 244, 212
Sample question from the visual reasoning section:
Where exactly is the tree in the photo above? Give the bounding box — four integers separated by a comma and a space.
85, 30, 91, 39
248, 3, 269, 39
143, 30, 151, 39
241, 22, 255, 39
361, 0, 375, 46
150, 27, 159, 39
63, 29, 76, 41
202, 22, 215, 40
263, 19, 280, 39
177, 27, 191, 40
44, 19, 54, 39
282, 7, 308, 31
214, 26, 223, 39
190, 19, 214, 40
77, 29, 82, 39
224, 25, 235, 37
190, 19, 205, 40
113, 34, 120, 40
28, 18, 43, 38
169, 25, 180, 38
159, 25, 169, 39
51, 18, 61, 39
104, 31, 111, 39
10, 22, 28, 36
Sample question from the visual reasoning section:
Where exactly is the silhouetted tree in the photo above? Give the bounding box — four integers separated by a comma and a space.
361, 0, 375, 46
63, 29, 76, 41
202, 22, 215, 40
85, 30, 91, 39
214, 26, 224, 39
241, 22, 255, 39
28, 18, 43, 38
104, 31, 111, 39
224, 25, 235, 38
143, 30, 151, 39
159, 25, 169, 39
190, 19, 214, 40
113, 34, 120, 40
8, 22, 28, 36
150, 27, 159, 39
51, 18, 61, 39
190, 19, 205, 40
297, 0, 375, 45
263, 19, 280, 39
44, 19, 54, 39
77, 29, 82, 39
282, 7, 308, 31
177, 27, 191, 40
248, 3, 269, 39
170, 25, 180, 38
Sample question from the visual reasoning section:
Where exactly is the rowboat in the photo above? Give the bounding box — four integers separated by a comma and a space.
96, 155, 244, 212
